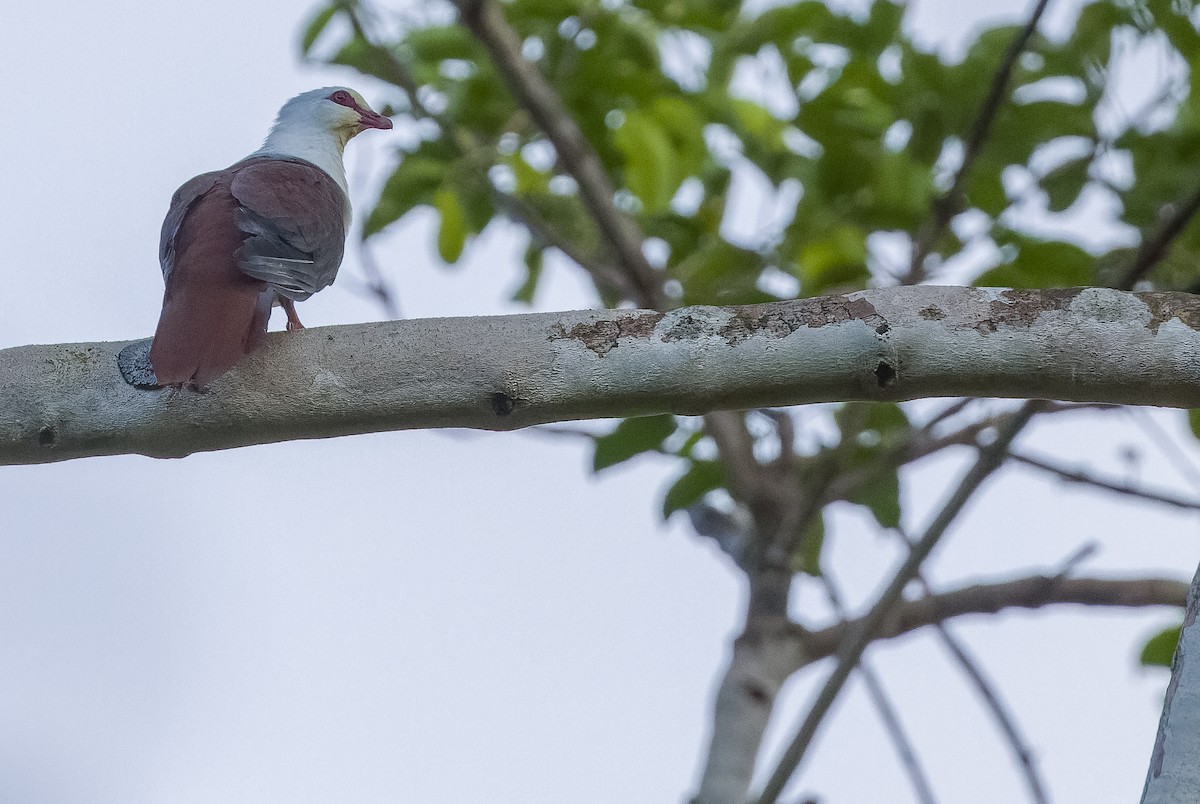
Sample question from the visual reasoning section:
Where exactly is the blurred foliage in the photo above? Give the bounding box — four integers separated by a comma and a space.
306, 0, 1200, 295
308, 0, 1200, 643
1140, 621, 1182, 667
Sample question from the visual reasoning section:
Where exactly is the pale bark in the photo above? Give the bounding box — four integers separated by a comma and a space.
695, 576, 1186, 803
1142, 565, 1200, 803
3, 286, 1200, 465
693, 621, 804, 804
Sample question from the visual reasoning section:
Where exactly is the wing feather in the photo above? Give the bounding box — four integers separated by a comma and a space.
230, 158, 347, 301
159, 171, 223, 284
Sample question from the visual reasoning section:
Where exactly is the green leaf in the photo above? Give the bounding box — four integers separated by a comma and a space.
403, 24, 478, 62
300, 4, 338, 56
511, 245, 544, 304
1041, 154, 1092, 213
834, 402, 910, 528
1140, 623, 1182, 668
792, 513, 825, 576
1188, 409, 1200, 439
975, 237, 1095, 288
364, 156, 446, 238
508, 153, 550, 195
965, 161, 1009, 217
675, 428, 706, 458
662, 460, 726, 519
649, 96, 708, 179
797, 225, 869, 296
853, 470, 901, 528
875, 152, 934, 227
329, 38, 411, 86
673, 238, 773, 306
613, 110, 677, 212
731, 99, 786, 150
434, 188, 467, 263
593, 415, 677, 472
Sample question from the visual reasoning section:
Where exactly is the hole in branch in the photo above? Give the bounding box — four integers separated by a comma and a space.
491, 393, 516, 417
874, 361, 897, 388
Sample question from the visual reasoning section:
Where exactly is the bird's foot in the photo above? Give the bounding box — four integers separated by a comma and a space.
281, 299, 305, 332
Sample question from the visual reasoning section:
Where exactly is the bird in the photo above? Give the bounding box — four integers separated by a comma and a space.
147, 87, 392, 387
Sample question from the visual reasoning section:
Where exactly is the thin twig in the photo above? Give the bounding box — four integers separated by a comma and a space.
1010, 451, 1200, 512
757, 400, 1043, 804
355, 238, 401, 318
1129, 409, 1200, 492
798, 573, 1189, 662
892, 522, 1051, 804
821, 576, 938, 804
1117, 177, 1200, 290
704, 411, 765, 503
921, 398, 977, 431
929, 624, 1049, 803
906, 0, 1053, 282
498, 192, 639, 298
761, 409, 798, 477
1051, 542, 1099, 579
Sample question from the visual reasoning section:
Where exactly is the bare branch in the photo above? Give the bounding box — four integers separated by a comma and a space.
757, 401, 1043, 803
498, 192, 640, 299
704, 411, 765, 504
825, 401, 1120, 509
889, 523, 1051, 803
1010, 451, 1200, 512
800, 574, 1188, 665
930, 621, 1048, 803
921, 398, 977, 430
1129, 408, 1200, 491
822, 577, 938, 804
354, 236, 402, 319
1119, 181, 1200, 290
907, 0, 1053, 282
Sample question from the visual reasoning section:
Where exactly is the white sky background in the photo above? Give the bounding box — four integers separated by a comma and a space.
1, 1, 1198, 802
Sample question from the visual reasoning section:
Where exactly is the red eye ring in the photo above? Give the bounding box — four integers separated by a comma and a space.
330, 90, 354, 107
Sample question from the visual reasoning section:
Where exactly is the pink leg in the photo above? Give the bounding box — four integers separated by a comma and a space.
281, 298, 305, 332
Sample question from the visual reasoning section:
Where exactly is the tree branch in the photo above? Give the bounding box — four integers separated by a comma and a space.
450, 0, 667, 308
1142, 563, 1200, 803
341, 5, 638, 302
1119, 181, 1200, 290
800, 574, 1188, 667
757, 401, 1042, 803
928, 613, 1049, 803
821, 576, 938, 804
7, 287, 1200, 464
1010, 451, 1200, 512
907, 0, 1053, 282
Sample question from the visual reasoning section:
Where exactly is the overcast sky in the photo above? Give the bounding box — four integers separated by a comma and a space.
2, 1, 1198, 802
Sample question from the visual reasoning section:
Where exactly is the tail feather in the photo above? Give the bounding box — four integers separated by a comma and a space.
149, 281, 270, 386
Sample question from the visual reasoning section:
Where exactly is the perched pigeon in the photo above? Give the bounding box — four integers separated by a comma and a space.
148, 87, 392, 387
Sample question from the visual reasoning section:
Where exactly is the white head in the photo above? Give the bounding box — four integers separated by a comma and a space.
254, 87, 392, 198
267, 86, 393, 147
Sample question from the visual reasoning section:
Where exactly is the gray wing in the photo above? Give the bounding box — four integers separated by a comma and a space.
229, 158, 348, 301
159, 171, 224, 282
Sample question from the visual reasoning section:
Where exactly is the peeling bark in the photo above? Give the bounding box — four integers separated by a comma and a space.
3, 287, 1200, 464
